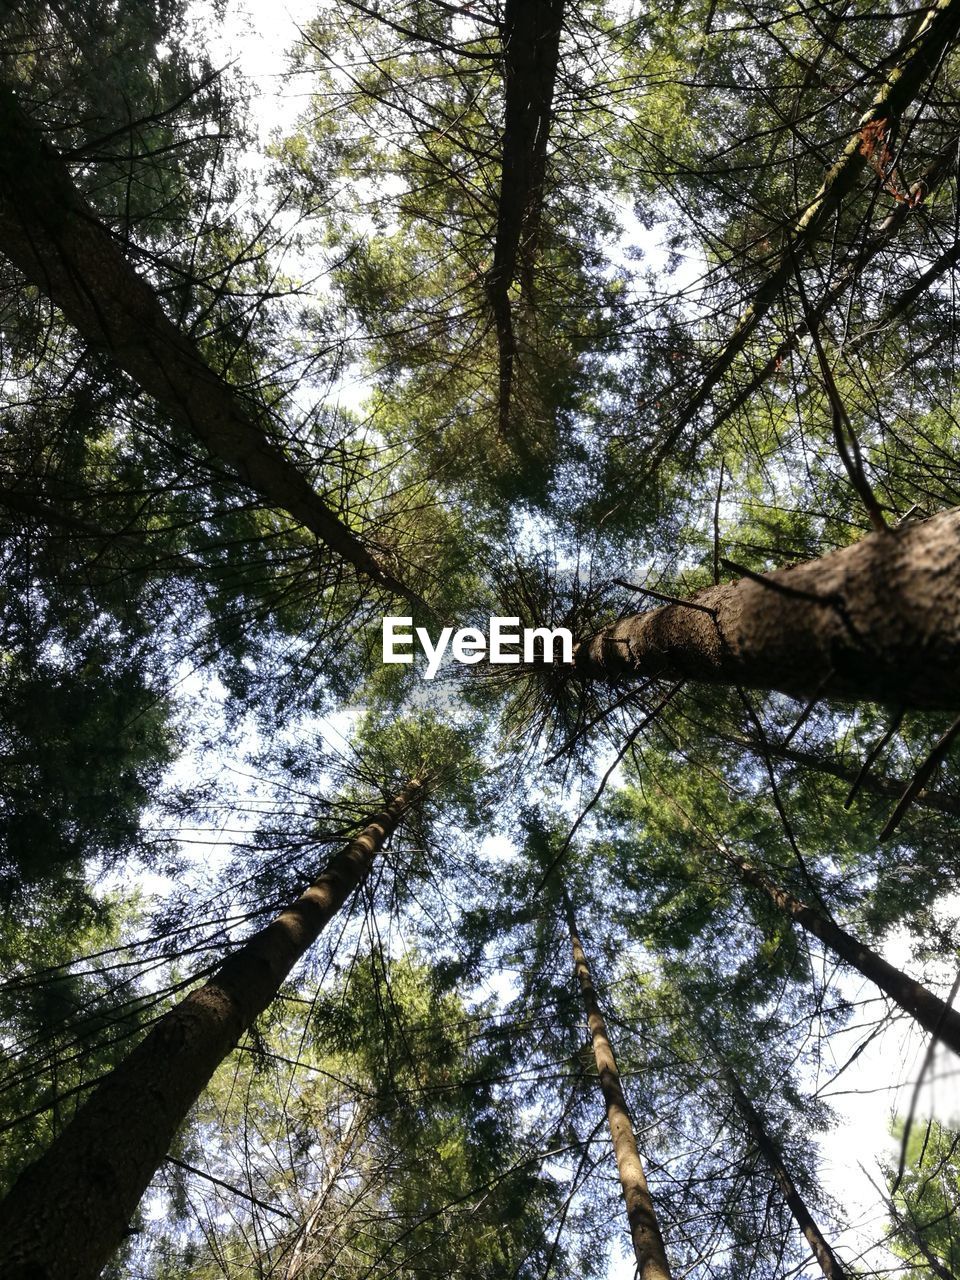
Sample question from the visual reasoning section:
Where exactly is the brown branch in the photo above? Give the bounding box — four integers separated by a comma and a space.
879, 714, 960, 840
667, 0, 960, 451
164, 1154, 296, 1221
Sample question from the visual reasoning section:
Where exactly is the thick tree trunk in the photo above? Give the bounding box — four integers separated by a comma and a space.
0, 779, 424, 1280
575, 507, 960, 709
562, 885, 673, 1280
701, 1029, 849, 1280
0, 85, 425, 612
487, 0, 564, 433
721, 848, 960, 1056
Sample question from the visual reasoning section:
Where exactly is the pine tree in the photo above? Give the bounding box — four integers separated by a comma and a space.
2, 0, 960, 1275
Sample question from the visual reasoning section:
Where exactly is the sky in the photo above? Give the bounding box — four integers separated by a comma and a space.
179, 3, 960, 1275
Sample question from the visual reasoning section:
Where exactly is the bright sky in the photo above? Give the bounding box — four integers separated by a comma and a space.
182, 3, 960, 1276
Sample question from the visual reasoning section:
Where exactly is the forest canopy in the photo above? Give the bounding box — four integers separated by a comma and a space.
1, 1, 960, 1277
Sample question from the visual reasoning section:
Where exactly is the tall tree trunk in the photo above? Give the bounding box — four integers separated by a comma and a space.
574, 507, 960, 709
0, 85, 426, 612
699, 1026, 849, 1280
561, 884, 673, 1280
720, 847, 960, 1056
487, 0, 564, 434
0, 779, 425, 1280
883, 1186, 960, 1280
705, 133, 959, 442
673, 0, 960, 439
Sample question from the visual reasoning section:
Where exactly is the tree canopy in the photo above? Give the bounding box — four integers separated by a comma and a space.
1, 1, 960, 1277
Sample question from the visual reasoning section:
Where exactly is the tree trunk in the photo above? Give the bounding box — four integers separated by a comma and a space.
282, 1101, 369, 1280
0, 85, 425, 612
700, 1027, 849, 1280
574, 507, 960, 709
706, 132, 959, 442
561, 885, 673, 1280
720, 847, 960, 1056
673, 0, 960, 438
0, 778, 425, 1280
487, 0, 564, 433
883, 1188, 960, 1280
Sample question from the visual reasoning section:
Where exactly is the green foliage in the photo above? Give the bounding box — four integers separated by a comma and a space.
886, 1118, 960, 1277
0, 889, 148, 1198
3, 0, 960, 1276
138, 953, 585, 1279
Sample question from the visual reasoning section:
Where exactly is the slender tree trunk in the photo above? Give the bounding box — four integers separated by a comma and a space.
283, 1101, 369, 1280
847, 235, 960, 355
706, 133, 959, 441
673, 0, 960, 438
561, 885, 673, 1280
0, 779, 425, 1280
699, 1026, 849, 1280
882, 1187, 960, 1280
0, 85, 425, 612
720, 847, 960, 1056
574, 507, 960, 709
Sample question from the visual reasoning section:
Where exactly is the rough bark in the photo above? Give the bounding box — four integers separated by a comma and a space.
721, 848, 960, 1056
486, 0, 564, 433
574, 507, 960, 709
701, 1029, 850, 1280
0, 84, 425, 612
672, 0, 960, 442
0, 779, 424, 1280
562, 885, 673, 1280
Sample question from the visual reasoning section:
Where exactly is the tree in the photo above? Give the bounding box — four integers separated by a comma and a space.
884, 1118, 960, 1279
572, 507, 960, 709
697, 1023, 850, 1280
0, 778, 425, 1280
0, 83, 426, 611
4, 0, 960, 1276
718, 845, 960, 1057
142, 952, 580, 1279
561, 880, 673, 1280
